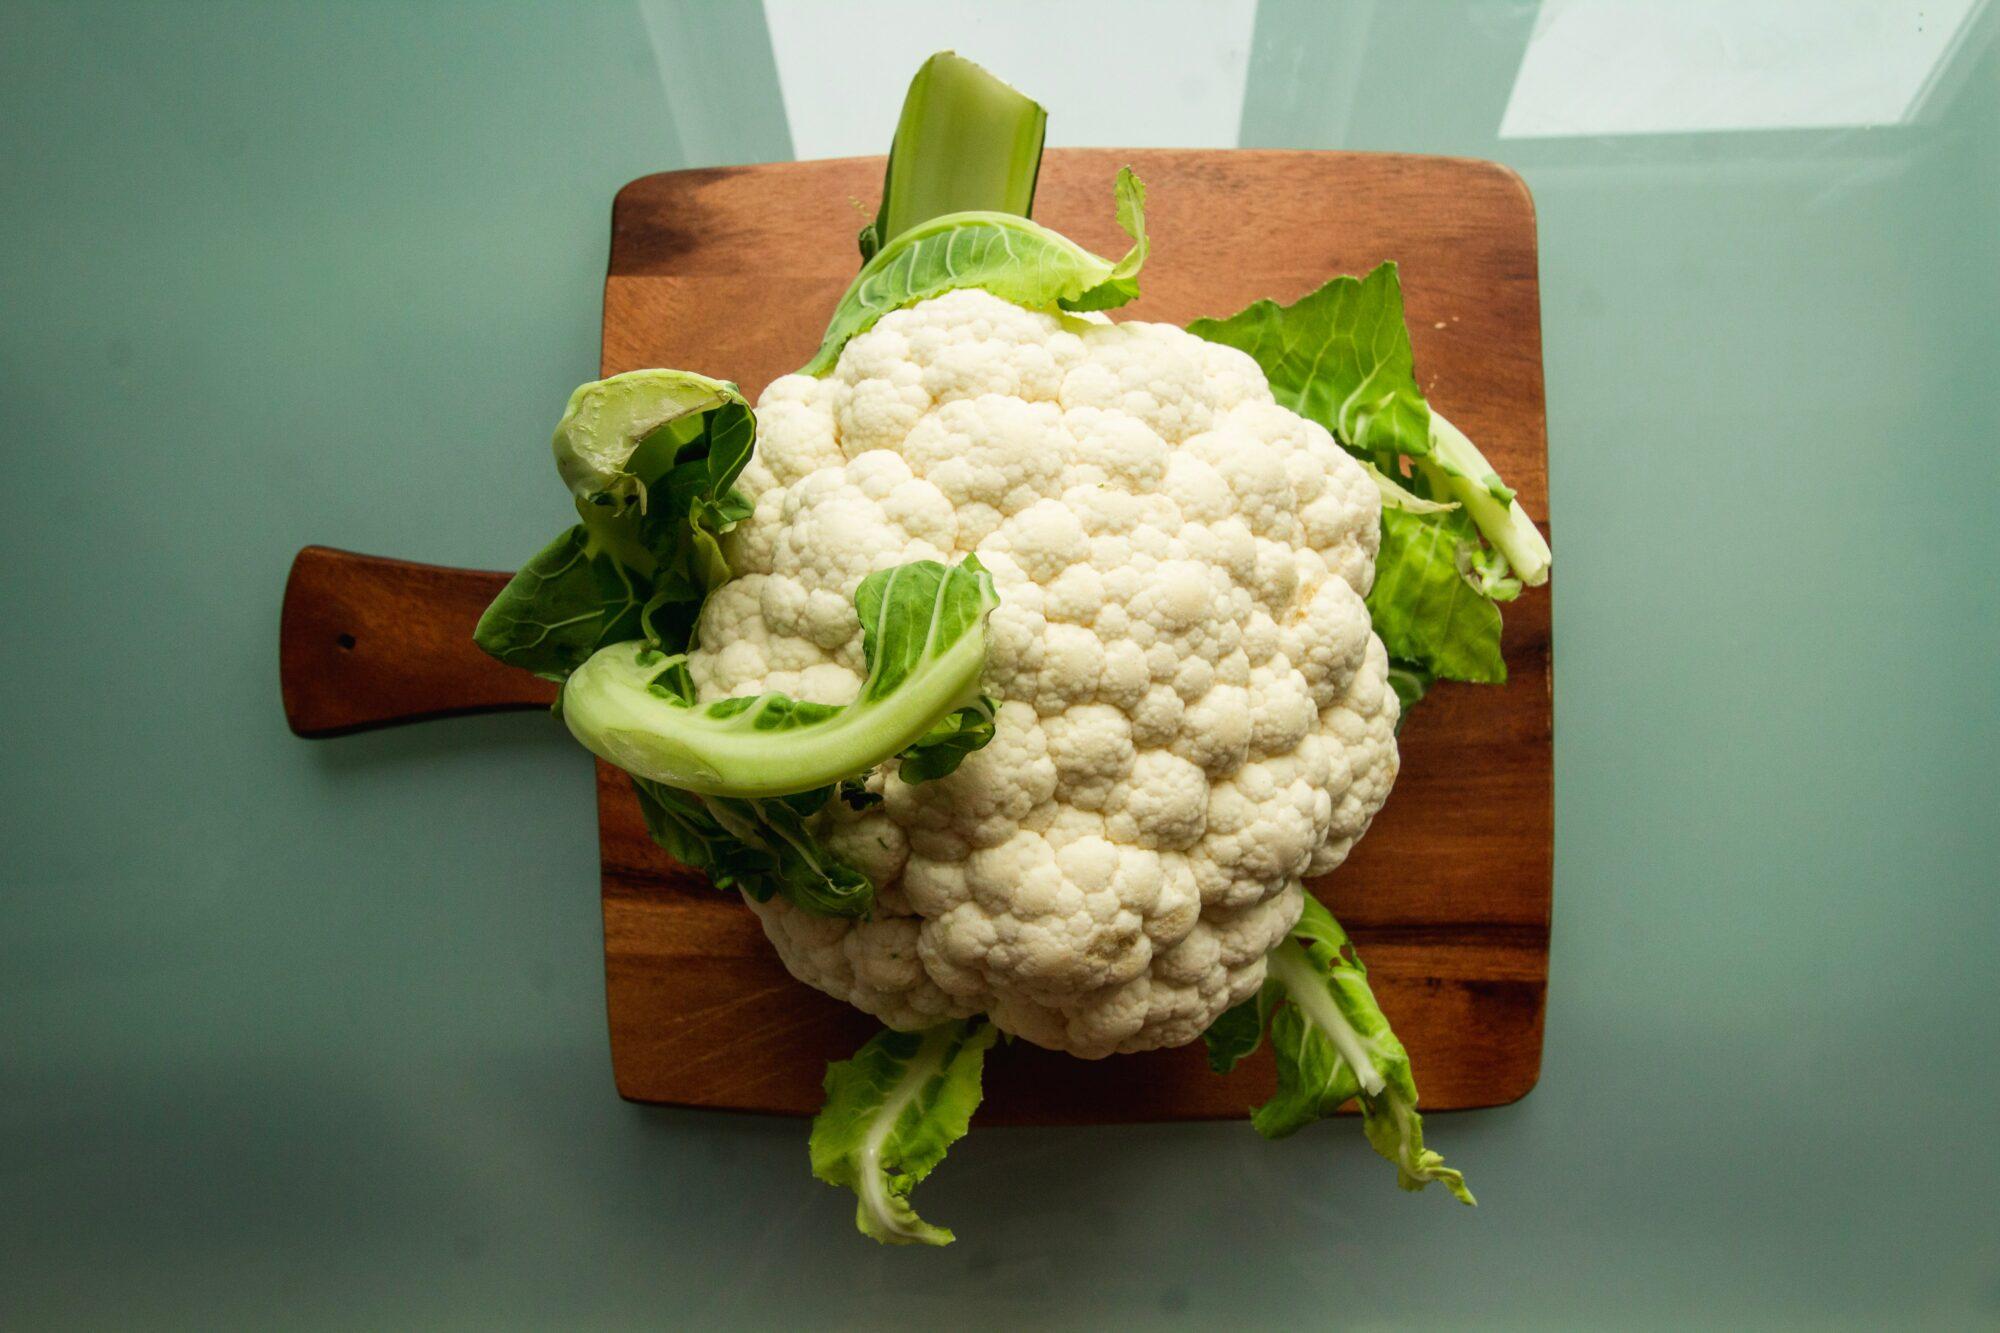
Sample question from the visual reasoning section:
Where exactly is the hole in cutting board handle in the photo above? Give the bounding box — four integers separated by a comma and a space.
279, 545, 558, 736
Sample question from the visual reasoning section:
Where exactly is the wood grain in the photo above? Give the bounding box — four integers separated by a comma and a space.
280, 546, 553, 737
596, 150, 1553, 1119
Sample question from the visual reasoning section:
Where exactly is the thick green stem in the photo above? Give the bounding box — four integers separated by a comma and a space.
562, 623, 990, 799
856, 1025, 955, 1243
860, 51, 1047, 257
1415, 409, 1552, 587
1267, 940, 1387, 1096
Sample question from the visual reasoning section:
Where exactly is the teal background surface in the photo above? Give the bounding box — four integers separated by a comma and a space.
3, 2, 1996, 1326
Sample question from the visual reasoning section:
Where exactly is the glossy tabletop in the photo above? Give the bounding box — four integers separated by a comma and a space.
3, 2, 1995, 1327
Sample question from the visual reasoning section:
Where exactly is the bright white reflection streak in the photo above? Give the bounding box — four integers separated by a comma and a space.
762, 0, 1258, 159
1499, 0, 1985, 139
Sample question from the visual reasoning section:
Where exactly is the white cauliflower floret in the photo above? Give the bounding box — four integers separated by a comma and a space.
689, 289, 1398, 1059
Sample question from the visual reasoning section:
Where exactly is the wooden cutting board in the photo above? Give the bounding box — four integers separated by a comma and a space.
282, 149, 1551, 1122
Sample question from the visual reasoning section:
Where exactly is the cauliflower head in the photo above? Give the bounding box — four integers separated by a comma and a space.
690, 288, 1400, 1058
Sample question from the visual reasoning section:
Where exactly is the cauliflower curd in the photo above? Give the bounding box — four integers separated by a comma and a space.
690, 289, 1400, 1057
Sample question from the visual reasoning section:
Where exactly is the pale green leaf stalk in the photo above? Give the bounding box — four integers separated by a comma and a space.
860, 52, 1046, 258
803, 168, 1148, 376
1414, 410, 1551, 587
810, 1019, 999, 1246
1364, 459, 1459, 515
562, 558, 999, 799
1203, 895, 1474, 1205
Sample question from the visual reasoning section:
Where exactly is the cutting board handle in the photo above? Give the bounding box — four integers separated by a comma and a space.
279, 546, 556, 737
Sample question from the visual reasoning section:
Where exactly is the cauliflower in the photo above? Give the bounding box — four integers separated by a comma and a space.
696, 289, 1399, 1058
479, 55, 1546, 1240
